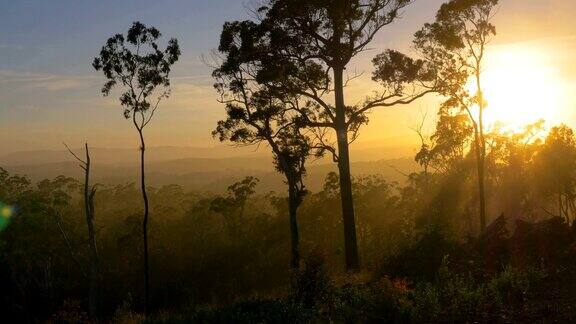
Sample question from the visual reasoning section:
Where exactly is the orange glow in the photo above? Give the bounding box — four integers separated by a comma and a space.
468, 45, 567, 132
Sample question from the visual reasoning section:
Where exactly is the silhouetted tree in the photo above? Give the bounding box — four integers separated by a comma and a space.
213, 62, 313, 268
487, 120, 545, 220
416, 108, 474, 175
412, 111, 433, 190
217, 0, 437, 271
210, 177, 261, 239
415, 0, 499, 231
92, 21, 180, 313
38, 177, 80, 259
534, 125, 576, 223
64, 143, 99, 318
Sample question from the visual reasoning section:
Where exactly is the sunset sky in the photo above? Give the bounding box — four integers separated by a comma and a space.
1, 0, 575, 158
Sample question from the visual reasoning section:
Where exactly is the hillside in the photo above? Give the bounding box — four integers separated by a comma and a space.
0, 147, 420, 193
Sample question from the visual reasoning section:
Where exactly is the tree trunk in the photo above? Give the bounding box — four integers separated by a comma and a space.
138, 130, 151, 315
288, 183, 300, 270
272, 145, 302, 271
476, 69, 487, 232
84, 144, 99, 318
473, 125, 486, 231
333, 66, 360, 271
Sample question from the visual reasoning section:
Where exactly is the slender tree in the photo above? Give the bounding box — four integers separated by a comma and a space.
218, 0, 437, 270
64, 143, 99, 318
93, 21, 180, 313
414, 0, 499, 231
213, 63, 313, 269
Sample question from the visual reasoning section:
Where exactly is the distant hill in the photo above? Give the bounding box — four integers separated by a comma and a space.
0, 146, 268, 166
1, 156, 419, 194
0, 144, 421, 194
0, 137, 417, 166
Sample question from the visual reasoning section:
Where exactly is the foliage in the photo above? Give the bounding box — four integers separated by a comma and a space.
216, 0, 441, 270
93, 21, 180, 121
415, 0, 500, 230
2, 120, 576, 321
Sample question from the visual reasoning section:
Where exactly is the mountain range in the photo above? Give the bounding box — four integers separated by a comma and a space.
0, 144, 421, 194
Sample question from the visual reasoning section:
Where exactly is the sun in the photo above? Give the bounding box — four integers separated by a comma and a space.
469, 45, 567, 132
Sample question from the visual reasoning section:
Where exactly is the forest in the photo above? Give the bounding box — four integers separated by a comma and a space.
2, 0, 576, 323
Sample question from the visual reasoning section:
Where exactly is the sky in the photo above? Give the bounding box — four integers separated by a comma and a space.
0, 0, 575, 157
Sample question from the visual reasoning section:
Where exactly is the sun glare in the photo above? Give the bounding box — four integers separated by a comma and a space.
468, 45, 567, 132
1, 207, 13, 218
0, 203, 14, 233
0, 203, 13, 219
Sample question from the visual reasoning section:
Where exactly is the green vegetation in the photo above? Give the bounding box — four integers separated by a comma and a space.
3, 122, 576, 322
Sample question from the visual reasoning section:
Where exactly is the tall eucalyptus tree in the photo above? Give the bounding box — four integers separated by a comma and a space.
213, 57, 314, 269
217, 0, 437, 270
414, 0, 499, 230
93, 21, 180, 313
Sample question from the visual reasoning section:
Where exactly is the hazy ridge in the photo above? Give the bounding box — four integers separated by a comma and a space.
0, 145, 420, 193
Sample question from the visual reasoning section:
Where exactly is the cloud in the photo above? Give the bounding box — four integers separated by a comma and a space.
166, 80, 220, 112
0, 70, 98, 92
0, 44, 25, 50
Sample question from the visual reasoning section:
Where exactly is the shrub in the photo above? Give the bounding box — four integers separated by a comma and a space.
48, 299, 91, 324
327, 277, 414, 323
291, 250, 332, 308
488, 266, 546, 307
148, 299, 312, 324
379, 228, 459, 281
411, 263, 547, 322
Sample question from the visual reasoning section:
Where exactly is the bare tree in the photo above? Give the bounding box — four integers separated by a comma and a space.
64, 143, 99, 318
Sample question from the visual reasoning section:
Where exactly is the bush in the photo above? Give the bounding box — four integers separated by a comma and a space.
48, 299, 91, 324
488, 266, 546, 307
412, 265, 490, 322
410, 263, 547, 322
290, 251, 332, 308
111, 297, 145, 324
148, 299, 312, 324
379, 228, 459, 281
314, 276, 412, 323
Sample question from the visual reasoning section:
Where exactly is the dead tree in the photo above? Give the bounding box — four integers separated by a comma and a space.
65, 143, 99, 318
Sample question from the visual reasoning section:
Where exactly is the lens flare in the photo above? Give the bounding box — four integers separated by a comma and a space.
0, 202, 15, 232
1, 206, 13, 218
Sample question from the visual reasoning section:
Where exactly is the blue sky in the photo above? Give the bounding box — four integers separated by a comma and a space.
0, 0, 248, 72
0, 0, 253, 153
0, 0, 575, 156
